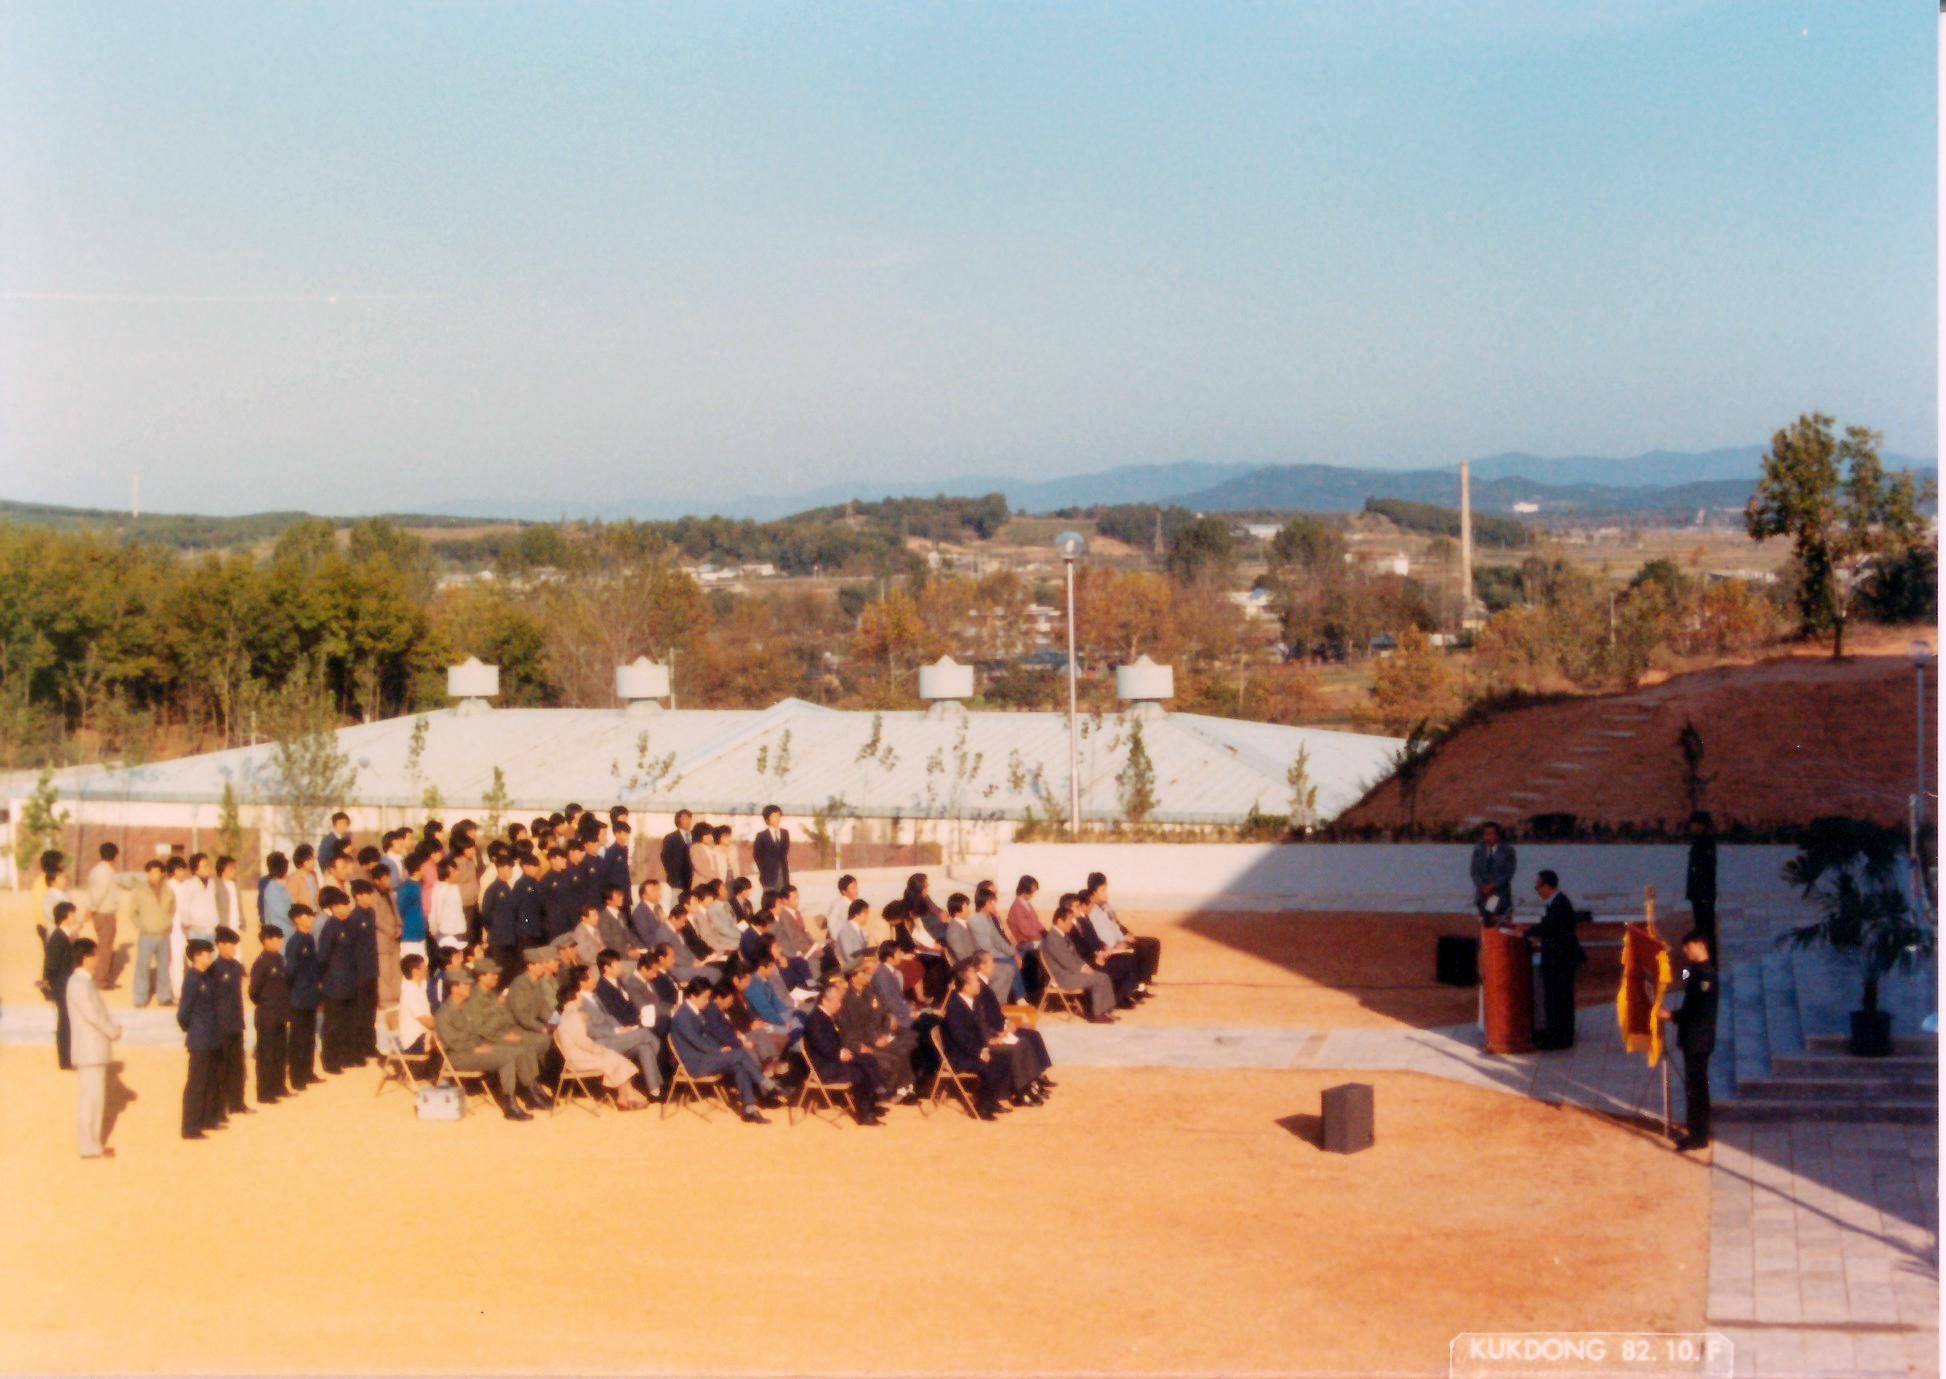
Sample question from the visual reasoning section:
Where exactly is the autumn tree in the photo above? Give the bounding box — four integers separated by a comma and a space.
1368, 628, 1458, 734
1165, 516, 1239, 587
1745, 413, 1934, 658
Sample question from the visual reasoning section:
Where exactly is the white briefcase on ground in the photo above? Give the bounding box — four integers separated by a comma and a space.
416, 1082, 464, 1121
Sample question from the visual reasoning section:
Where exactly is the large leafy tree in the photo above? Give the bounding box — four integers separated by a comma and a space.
1745, 413, 1933, 658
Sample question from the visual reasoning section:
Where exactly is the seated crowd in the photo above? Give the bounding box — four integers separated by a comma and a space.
149, 801, 1161, 1136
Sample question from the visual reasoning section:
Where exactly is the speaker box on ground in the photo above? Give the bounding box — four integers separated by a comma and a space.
1321, 1081, 1374, 1154
1436, 934, 1480, 986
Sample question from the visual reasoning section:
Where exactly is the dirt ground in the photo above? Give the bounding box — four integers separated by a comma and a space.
0, 1049, 1706, 1376
1343, 642, 1936, 832
2, 897, 1621, 1030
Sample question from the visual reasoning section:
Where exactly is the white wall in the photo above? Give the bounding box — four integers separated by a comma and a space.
995, 841, 1809, 920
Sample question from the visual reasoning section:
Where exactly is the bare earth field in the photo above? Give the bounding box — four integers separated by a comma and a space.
0, 1049, 1706, 1376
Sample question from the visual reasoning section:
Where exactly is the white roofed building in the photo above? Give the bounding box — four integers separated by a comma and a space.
18, 656, 1400, 870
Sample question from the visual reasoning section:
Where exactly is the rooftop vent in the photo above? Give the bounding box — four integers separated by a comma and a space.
446, 657, 500, 716
918, 655, 974, 719
1114, 655, 1173, 719
615, 656, 672, 713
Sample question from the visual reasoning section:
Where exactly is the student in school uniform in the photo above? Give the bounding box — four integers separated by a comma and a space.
284, 905, 321, 1090
248, 925, 292, 1105
210, 927, 250, 1116
315, 887, 359, 1074
177, 939, 223, 1139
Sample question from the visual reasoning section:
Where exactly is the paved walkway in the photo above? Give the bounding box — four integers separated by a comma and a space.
1706, 1121, 1938, 1379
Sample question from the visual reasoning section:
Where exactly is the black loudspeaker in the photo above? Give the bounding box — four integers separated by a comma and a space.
1321, 1082, 1374, 1154
1436, 934, 1480, 986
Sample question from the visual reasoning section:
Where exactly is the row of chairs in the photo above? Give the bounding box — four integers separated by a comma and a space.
378, 1022, 1003, 1125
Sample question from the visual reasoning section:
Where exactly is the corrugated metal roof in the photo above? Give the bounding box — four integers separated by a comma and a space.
51, 700, 1399, 826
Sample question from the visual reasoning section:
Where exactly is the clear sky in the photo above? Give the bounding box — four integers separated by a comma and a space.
0, 1, 1934, 515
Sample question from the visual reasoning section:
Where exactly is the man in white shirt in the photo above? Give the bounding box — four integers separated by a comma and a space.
393, 953, 435, 1056
83, 844, 126, 989
826, 874, 861, 944
1084, 873, 1159, 992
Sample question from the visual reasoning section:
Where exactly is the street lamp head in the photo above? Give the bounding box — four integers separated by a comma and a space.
1053, 530, 1088, 562
1910, 640, 1934, 666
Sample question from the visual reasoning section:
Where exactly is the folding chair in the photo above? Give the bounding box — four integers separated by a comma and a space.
662, 1058, 732, 1120
428, 1031, 498, 1116
791, 1054, 852, 1127
1036, 979, 1089, 1019
924, 1025, 981, 1119
551, 1032, 616, 1117
375, 1025, 433, 1099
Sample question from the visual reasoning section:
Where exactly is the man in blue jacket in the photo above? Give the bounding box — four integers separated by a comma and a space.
177, 939, 223, 1138
315, 886, 360, 1073
284, 904, 321, 1089
669, 977, 776, 1123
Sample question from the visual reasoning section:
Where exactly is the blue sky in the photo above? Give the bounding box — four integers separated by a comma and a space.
0, 1, 1934, 514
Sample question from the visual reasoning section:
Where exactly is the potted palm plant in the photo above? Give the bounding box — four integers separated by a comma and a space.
1778, 817, 1935, 1057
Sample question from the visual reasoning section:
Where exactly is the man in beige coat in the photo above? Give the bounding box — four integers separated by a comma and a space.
66, 940, 121, 1158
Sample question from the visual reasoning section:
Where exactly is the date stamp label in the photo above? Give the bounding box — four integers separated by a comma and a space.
1451, 1332, 1734, 1378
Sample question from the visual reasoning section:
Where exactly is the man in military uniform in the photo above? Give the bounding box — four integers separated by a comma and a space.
503, 946, 560, 1079
1661, 930, 1718, 1153
433, 967, 530, 1121
465, 957, 550, 1109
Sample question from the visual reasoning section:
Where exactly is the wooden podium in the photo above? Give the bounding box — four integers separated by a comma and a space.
1480, 926, 1533, 1054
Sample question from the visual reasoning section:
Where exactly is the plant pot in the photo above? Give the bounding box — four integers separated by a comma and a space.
1849, 1009, 1894, 1058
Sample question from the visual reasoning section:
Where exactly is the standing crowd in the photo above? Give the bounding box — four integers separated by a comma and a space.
34, 801, 1164, 1148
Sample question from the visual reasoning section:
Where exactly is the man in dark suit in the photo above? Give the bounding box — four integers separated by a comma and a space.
347, 881, 380, 1063
753, 805, 791, 893
802, 980, 886, 1124
1069, 899, 1141, 1007
248, 925, 292, 1104
1662, 930, 1718, 1152
211, 926, 249, 1114
941, 965, 1013, 1119
974, 951, 1053, 1102
284, 904, 321, 1089
513, 852, 547, 947
1685, 811, 1718, 953
315, 886, 360, 1074
544, 849, 582, 940
43, 901, 82, 1069
669, 977, 773, 1122
177, 938, 224, 1137
604, 824, 635, 902
1470, 821, 1518, 923
481, 853, 521, 975
660, 810, 694, 902
1526, 870, 1584, 1051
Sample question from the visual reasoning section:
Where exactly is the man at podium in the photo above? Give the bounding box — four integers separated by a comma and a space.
1526, 870, 1584, 1050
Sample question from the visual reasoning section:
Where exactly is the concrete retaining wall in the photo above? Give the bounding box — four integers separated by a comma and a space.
994, 841, 1809, 920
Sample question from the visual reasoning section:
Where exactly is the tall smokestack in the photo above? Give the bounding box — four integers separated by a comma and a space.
1458, 459, 1474, 623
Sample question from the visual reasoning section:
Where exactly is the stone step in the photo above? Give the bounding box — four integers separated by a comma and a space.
1770, 1050, 1939, 1076
1789, 947, 1848, 1045
1804, 1032, 1937, 1055
1727, 960, 1771, 1088
1758, 949, 1804, 1061
1716, 1096, 1937, 1125
1732, 1074, 1937, 1099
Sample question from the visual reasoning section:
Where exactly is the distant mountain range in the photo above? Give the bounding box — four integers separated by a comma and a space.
441, 445, 1934, 523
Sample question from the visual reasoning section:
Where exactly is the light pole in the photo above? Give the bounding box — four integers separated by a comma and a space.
1055, 531, 1087, 833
